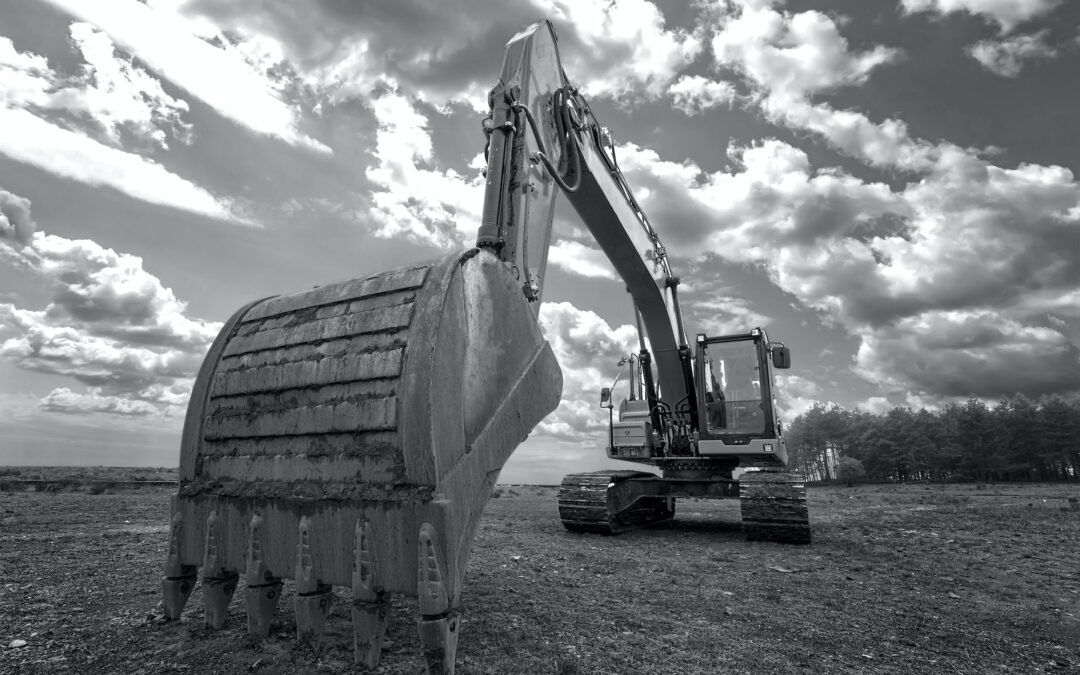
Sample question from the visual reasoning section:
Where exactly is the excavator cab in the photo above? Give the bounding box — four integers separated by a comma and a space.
695, 329, 789, 464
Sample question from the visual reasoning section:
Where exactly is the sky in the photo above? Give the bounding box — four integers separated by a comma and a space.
0, 0, 1077, 483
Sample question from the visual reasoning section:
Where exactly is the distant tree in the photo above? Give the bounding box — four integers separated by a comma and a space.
837, 456, 866, 483
783, 395, 1080, 483
1037, 395, 1080, 480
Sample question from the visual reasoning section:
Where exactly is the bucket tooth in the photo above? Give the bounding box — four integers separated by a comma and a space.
202, 511, 239, 629
295, 516, 333, 648
353, 518, 390, 669
245, 514, 282, 636
162, 510, 197, 620
419, 612, 460, 675
417, 522, 458, 675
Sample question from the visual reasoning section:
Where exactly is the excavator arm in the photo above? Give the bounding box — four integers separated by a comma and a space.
475, 19, 691, 415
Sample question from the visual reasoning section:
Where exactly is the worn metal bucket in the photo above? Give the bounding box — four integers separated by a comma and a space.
161, 249, 562, 673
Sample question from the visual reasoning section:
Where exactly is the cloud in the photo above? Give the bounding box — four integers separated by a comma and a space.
181, 0, 700, 108
613, 140, 904, 257
901, 0, 1063, 33
711, 4, 899, 99
548, 240, 618, 280
2, 28, 193, 151
761, 98, 938, 172
534, 302, 638, 440
967, 30, 1059, 76
0, 107, 248, 223
0, 190, 221, 416
668, 75, 738, 115
0, 36, 54, 108
678, 265, 773, 337
43, 0, 328, 151
0, 304, 202, 391
50, 23, 194, 149
774, 373, 825, 419
1, 34, 250, 223
536, 0, 702, 102
855, 311, 1080, 399
40, 387, 160, 416
364, 90, 485, 247
0, 189, 36, 247
604, 133, 1080, 401
27, 232, 222, 349
681, 1, 1080, 403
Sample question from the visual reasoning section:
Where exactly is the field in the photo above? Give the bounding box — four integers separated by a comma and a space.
1, 473, 1078, 674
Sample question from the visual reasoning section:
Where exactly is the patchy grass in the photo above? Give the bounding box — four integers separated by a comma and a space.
0, 480, 1077, 673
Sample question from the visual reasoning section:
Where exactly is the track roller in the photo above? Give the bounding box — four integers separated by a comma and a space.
557, 471, 675, 534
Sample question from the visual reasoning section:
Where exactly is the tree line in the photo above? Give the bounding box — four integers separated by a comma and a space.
783, 394, 1080, 483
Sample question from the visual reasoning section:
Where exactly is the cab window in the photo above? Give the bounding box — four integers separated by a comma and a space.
702, 341, 765, 435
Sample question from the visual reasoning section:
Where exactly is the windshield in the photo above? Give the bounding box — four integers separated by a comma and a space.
702, 340, 766, 435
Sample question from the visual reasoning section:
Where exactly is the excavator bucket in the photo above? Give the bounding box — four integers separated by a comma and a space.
161, 249, 562, 673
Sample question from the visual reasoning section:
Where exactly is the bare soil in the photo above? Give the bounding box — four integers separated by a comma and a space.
1, 476, 1078, 674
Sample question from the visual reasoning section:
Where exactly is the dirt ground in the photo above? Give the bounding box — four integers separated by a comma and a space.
1, 478, 1078, 674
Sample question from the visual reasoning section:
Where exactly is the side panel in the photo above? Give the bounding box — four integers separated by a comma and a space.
697, 438, 788, 466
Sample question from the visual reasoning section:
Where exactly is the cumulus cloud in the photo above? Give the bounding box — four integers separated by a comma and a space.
668, 75, 738, 115
677, 267, 772, 337
0, 36, 53, 108
605, 132, 1080, 402
2, 28, 192, 150
682, 1, 1080, 404
363, 90, 485, 247
0, 189, 220, 417
0, 35, 248, 223
44, 0, 328, 151
52, 23, 194, 149
774, 373, 825, 419
711, 4, 899, 99
534, 302, 638, 440
613, 140, 905, 257
40, 387, 160, 416
0, 189, 36, 247
536, 0, 702, 102
0, 108, 248, 224
855, 311, 1080, 399
548, 240, 618, 280
180, 0, 700, 108
967, 30, 1058, 76
901, 0, 1063, 33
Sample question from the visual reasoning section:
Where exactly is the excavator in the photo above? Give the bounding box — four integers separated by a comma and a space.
160, 19, 808, 675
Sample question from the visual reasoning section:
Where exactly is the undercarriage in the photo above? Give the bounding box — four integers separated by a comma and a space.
557, 469, 811, 544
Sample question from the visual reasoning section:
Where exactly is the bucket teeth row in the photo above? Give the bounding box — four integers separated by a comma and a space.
161, 512, 460, 672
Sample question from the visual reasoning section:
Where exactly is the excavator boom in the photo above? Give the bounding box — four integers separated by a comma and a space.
478, 19, 688, 407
